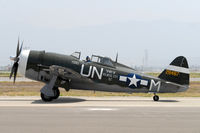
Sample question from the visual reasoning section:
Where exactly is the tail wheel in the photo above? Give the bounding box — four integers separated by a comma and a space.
52, 87, 60, 99
153, 95, 159, 101
41, 93, 53, 102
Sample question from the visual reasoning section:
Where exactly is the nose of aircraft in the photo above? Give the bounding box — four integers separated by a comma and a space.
18, 50, 30, 76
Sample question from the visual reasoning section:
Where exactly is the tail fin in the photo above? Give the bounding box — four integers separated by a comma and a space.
158, 56, 190, 85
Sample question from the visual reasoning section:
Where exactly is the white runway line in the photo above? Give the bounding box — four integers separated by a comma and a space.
88, 108, 118, 111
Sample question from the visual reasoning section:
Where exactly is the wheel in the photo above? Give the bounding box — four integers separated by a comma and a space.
153, 95, 159, 101
41, 93, 53, 102
52, 87, 60, 99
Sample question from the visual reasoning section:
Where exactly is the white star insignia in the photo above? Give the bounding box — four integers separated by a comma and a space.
128, 75, 140, 87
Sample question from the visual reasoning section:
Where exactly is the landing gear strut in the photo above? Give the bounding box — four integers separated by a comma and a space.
41, 87, 60, 102
153, 94, 159, 101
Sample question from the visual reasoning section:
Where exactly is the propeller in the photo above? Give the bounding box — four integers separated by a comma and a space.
10, 38, 23, 83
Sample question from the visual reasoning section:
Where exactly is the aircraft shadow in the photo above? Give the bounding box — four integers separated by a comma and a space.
32, 97, 86, 104
157, 100, 179, 102
0, 98, 179, 103
87, 100, 179, 103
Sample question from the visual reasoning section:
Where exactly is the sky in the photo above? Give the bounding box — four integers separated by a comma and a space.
0, 0, 200, 68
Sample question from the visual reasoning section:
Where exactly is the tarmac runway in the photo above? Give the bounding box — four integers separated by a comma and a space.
0, 96, 200, 133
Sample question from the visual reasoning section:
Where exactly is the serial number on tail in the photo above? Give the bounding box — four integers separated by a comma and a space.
165, 70, 179, 76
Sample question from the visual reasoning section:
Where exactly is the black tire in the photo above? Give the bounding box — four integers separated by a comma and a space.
153, 95, 159, 101
52, 87, 60, 99
41, 93, 53, 102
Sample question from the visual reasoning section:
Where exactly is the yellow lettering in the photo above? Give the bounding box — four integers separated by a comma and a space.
165, 70, 179, 76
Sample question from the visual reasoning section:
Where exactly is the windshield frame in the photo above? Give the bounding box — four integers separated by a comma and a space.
70, 52, 81, 60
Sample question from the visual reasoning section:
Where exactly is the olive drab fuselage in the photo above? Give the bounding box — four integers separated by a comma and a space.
25, 50, 189, 94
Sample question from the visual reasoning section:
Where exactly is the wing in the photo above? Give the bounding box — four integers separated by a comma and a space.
40, 65, 89, 97
43, 65, 88, 80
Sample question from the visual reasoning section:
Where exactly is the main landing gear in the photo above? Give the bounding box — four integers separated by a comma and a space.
153, 94, 159, 101
41, 87, 60, 102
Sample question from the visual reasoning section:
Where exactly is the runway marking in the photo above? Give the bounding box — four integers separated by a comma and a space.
88, 108, 118, 111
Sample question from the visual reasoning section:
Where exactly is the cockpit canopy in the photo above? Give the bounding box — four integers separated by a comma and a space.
91, 55, 114, 67
70, 52, 115, 67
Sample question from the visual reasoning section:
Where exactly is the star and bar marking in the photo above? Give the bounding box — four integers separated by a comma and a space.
119, 74, 148, 88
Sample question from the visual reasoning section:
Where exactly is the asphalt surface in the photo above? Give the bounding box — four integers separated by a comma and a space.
0, 97, 200, 133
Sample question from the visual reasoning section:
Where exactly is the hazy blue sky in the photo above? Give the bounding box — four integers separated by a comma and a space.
0, 0, 200, 67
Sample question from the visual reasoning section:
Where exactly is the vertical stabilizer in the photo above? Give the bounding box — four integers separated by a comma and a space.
158, 56, 189, 85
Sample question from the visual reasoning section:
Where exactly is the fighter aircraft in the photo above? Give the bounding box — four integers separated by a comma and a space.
10, 40, 190, 102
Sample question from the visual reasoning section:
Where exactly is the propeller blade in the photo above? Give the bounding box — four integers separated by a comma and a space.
115, 53, 118, 63
16, 38, 20, 57
9, 66, 14, 79
13, 63, 18, 83
19, 41, 23, 56
10, 56, 16, 61
9, 62, 18, 83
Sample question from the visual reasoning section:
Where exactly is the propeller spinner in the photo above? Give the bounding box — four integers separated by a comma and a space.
10, 39, 23, 83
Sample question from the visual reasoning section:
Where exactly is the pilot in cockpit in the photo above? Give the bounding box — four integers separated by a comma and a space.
86, 56, 91, 62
